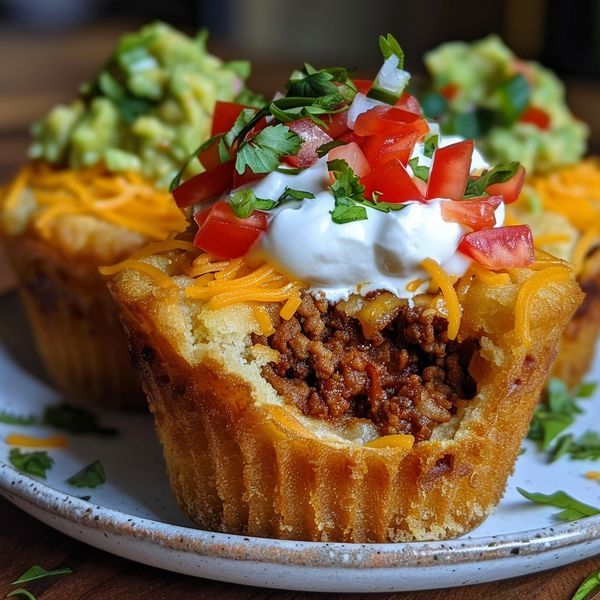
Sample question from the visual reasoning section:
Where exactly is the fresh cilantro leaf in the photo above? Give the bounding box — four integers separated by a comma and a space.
6, 589, 36, 600
547, 378, 583, 415
0, 411, 36, 426
577, 381, 597, 398
408, 158, 430, 182
66, 460, 106, 488
43, 404, 117, 436
378, 33, 405, 69
229, 186, 314, 218
465, 162, 520, 197
571, 569, 600, 600
424, 135, 439, 159
229, 188, 277, 218
235, 124, 302, 175
528, 411, 574, 449
286, 65, 338, 98
316, 139, 348, 158
360, 200, 406, 214
328, 159, 365, 201
517, 488, 600, 522
270, 93, 347, 125
278, 188, 315, 203
568, 431, 600, 460
9, 449, 53, 479
11, 565, 73, 586
330, 196, 368, 224
549, 433, 574, 463
496, 73, 530, 124
223, 108, 257, 149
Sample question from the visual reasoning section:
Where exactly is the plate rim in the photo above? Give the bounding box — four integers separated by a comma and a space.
2, 460, 600, 570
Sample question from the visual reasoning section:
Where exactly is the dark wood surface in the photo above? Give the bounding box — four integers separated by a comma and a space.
1, 19, 600, 600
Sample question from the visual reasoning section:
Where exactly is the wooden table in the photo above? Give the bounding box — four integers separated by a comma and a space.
1, 19, 600, 600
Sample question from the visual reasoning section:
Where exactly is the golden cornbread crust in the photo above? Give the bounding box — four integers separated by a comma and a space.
109, 257, 582, 542
551, 250, 600, 388
4, 233, 145, 408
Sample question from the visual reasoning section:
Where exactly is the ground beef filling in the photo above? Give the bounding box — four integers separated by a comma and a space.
253, 292, 478, 443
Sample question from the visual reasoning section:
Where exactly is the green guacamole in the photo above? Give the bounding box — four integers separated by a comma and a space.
28, 22, 256, 189
422, 35, 588, 174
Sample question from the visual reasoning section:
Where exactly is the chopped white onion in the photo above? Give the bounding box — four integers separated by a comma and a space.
346, 93, 386, 128
373, 55, 411, 95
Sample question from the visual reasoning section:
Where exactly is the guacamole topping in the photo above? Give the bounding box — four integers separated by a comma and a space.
28, 22, 256, 189
421, 35, 588, 174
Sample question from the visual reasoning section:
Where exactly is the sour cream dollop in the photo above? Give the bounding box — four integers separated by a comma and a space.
242, 136, 503, 301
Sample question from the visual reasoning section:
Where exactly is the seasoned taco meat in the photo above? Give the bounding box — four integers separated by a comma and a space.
253, 292, 478, 442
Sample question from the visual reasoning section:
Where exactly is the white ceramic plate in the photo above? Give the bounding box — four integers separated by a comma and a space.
0, 291, 599, 593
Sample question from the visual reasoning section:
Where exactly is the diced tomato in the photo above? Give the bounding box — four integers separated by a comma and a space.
233, 167, 265, 189
485, 165, 526, 204
519, 106, 551, 129
328, 142, 371, 177
458, 225, 534, 269
360, 158, 424, 203
440, 196, 502, 230
338, 130, 365, 145
354, 106, 429, 137
352, 79, 373, 94
426, 140, 474, 200
361, 132, 416, 167
173, 161, 235, 209
320, 112, 350, 139
285, 118, 333, 168
395, 92, 421, 115
440, 83, 459, 100
193, 204, 213, 228
197, 138, 223, 170
211, 101, 249, 136
193, 200, 268, 258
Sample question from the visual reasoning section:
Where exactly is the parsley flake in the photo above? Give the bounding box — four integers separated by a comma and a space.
9, 449, 53, 479
465, 162, 520, 197
67, 460, 106, 488
11, 565, 73, 586
235, 124, 302, 175
408, 157, 430, 182
517, 488, 600, 522
571, 569, 600, 600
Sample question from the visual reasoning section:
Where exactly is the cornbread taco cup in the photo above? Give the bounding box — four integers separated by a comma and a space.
0, 23, 254, 408
422, 35, 599, 389
108, 35, 582, 541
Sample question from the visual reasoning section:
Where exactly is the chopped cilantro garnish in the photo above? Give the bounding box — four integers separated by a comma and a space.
517, 488, 600, 522
9, 449, 53, 479
316, 139, 348, 158
465, 162, 520, 197
550, 431, 600, 462
571, 569, 600, 600
423, 134, 439, 159
43, 404, 117, 436
0, 411, 36, 426
11, 565, 73, 586
408, 157, 430, 182
328, 158, 404, 223
229, 186, 314, 219
67, 460, 106, 488
235, 124, 302, 175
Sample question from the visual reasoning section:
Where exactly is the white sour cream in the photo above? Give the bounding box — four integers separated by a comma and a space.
239, 136, 502, 301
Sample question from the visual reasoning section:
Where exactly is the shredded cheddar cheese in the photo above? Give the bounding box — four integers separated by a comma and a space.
0, 162, 188, 241
421, 258, 461, 340
5, 433, 68, 448
468, 262, 511, 286
572, 227, 600, 274
252, 305, 276, 336
514, 265, 572, 349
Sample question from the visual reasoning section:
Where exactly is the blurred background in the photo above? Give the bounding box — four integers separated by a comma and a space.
1, 0, 600, 182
